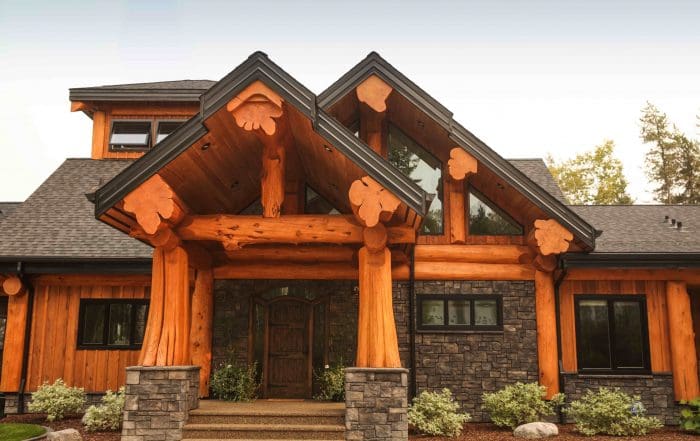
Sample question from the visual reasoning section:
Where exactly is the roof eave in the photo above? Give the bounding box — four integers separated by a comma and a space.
562, 252, 700, 268
69, 88, 207, 103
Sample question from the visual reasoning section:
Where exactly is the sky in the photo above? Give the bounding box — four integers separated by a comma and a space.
0, 0, 698, 204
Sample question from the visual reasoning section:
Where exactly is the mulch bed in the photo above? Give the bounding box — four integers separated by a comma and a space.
0, 414, 119, 441
410, 423, 697, 440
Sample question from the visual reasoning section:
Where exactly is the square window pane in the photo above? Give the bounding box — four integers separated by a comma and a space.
448, 300, 470, 325
156, 121, 183, 143
110, 121, 151, 148
83, 304, 106, 345
578, 300, 612, 369
421, 300, 445, 326
613, 301, 645, 369
133, 304, 148, 345
474, 300, 498, 326
108, 304, 132, 346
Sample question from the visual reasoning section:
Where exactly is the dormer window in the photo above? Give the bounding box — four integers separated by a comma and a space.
109, 121, 151, 151
109, 119, 185, 152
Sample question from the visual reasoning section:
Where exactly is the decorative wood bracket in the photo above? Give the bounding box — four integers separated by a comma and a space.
349, 176, 401, 228
123, 174, 187, 235
226, 80, 284, 136
356, 75, 393, 113
529, 219, 574, 256
447, 148, 478, 181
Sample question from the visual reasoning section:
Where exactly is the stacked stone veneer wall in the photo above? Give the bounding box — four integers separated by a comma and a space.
345, 368, 408, 441
121, 366, 199, 441
394, 280, 539, 422
2, 393, 105, 415
562, 373, 677, 425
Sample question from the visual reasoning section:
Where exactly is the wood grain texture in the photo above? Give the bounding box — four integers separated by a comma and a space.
123, 174, 187, 235
190, 268, 213, 397
349, 177, 401, 228
2, 276, 25, 296
666, 281, 700, 400
0, 293, 29, 391
535, 270, 559, 398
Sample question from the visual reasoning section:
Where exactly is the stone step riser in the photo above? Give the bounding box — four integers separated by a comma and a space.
187, 415, 344, 425
182, 429, 344, 440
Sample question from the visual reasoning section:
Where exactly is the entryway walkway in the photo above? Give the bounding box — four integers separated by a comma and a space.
183, 399, 345, 440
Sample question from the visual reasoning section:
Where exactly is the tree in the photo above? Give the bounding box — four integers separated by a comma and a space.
546, 140, 633, 205
640, 102, 700, 204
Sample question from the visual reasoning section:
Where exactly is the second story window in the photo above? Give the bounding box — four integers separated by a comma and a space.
109, 120, 185, 152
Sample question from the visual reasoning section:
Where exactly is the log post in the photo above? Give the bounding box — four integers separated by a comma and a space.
447, 148, 477, 243
666, 281, 700, 400
190, 268, 214, 397
226, 80, 290, 218
0, 292, 29, 391
535, 270, 559, 398
356, 75, 392, 156
2, 276, 26, 296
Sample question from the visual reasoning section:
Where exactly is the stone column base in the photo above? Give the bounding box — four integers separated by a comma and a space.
121, 365, 200, 441
345, 367, 409, 441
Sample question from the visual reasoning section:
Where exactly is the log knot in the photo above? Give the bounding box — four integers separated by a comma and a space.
349, 176, 401, 228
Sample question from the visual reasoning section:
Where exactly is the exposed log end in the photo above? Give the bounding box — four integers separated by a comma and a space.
533, 254, 558, 273
363, 224, 388, 254
448, 148, 478, 181
349, 176, 401, 228
226, 80, 284, 136
356, 75, 393, 113
123, 174, 187, 235
530, 219, 574, 256
2, 276, 25, 296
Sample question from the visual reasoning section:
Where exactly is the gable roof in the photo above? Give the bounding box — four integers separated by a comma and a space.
318, 52, 597, 249
0, 159, 152, 262
93, 52, 429, 220
69, 79, 215, 103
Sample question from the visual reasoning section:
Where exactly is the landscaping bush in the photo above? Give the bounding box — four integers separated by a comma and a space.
680, 397, 700, 434
314, 362, 345, 402
481, 382, 563, 429
210, 361, 259, 401
82, 387, 126, 432
565, 387, 662, 436
28, 378, 86, 421
408, 388, 471, 437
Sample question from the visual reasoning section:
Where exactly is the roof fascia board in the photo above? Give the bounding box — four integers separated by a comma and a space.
318, 53, 596, 249
0, 259, 152, 275
562, 253, 700, 268
69, 89, 207, 103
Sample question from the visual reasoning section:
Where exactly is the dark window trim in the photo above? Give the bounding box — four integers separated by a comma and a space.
574, 294, 651, 375
468, 186, 524, 236
417, 294, 503, 332
109, 118, 187, 152
77, 298, 149, 350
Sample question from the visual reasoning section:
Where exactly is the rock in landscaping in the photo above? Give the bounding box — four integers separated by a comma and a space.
47, 428, 82, 441
514, 422, 558, 439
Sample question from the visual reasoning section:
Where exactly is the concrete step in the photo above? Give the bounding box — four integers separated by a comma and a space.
187, 412, 344, 425
182, 423, 345, 440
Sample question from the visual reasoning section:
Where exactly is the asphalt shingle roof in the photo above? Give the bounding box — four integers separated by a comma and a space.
508, 159, 568, 204
89, 80, 216, 90
0, 159, 152, 260
0, 202, 21, 220
572, 205, 700, 254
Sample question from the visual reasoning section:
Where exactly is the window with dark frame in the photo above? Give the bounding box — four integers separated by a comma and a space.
109, 119, 185, 152
574, 295, 650, 373
418, 295, 502, 331
78, 299, 149, 349
468, 188, 524, 236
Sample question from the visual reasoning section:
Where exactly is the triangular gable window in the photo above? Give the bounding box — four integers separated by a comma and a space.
468, 189, 523, 236
387, 124, 443, 235
305, 186, 341, 215
239, 198, 263, 215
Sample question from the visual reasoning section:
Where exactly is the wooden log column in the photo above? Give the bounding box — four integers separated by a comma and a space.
0, 288, 29, 391
447, 148, 478, 243
356, 75, 393, 156
227, 80, 290, 218
350, 177, 404, 368
190, 268, 214, 397
666, 281, 700, 400
529, 218, 573, 398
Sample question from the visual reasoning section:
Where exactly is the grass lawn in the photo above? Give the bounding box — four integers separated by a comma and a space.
0, 423, 46, 441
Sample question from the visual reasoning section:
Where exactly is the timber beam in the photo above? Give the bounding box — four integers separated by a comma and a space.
446, 147, 478, 243
176, 214, 415, 250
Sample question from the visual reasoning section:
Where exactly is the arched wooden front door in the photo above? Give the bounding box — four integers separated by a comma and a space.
264, 297, 312, 398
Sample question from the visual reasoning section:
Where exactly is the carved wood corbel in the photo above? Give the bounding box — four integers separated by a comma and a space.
349, 176, 401, 228
447, 148, 478, 181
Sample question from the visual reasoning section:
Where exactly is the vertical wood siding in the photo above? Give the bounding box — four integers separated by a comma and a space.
559, 280, 672, 373
24, 278, 150, 392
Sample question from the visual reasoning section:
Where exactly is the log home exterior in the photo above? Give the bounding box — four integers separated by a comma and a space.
0, 52, 699, 439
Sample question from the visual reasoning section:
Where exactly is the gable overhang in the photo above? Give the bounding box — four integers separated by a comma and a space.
319, 52, 598, 251
93, 52, 428, 223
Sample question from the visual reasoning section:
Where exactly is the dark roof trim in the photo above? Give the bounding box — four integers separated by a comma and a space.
562, 253, 700, 268
69, 88, 208, 103
0, 259, 152, 275
318, 52, 597, 250
94, 52, 428, 219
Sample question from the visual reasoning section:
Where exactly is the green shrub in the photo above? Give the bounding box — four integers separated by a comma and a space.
82, 387, 126, 432
28, 378, 86, 421
408, 389, 471, 437
481, 382, 563, 429
680, 397, 700, 433
565, 387, 662, 436
210, 361, 259, 401
314, 362, 345, 402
